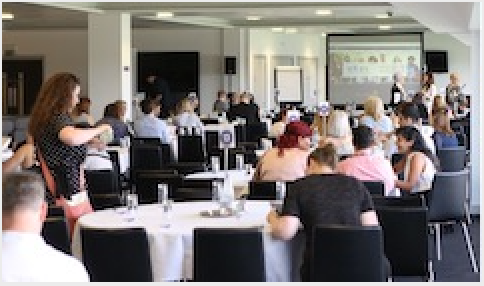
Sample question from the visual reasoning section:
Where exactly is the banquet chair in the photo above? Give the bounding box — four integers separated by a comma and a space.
371, 195, 425, 208
247, 181, 277, 200
362, 181, 385, 196
134, 170, 183, 204
427, 170, 478, 273
41, 215, 71, 255
375, 206, 433, 281
436, 146, 467, 172
178, 135, 205, 163
310, 224, 386, 282
194, 228, 266, 281
81, 228, 153, 282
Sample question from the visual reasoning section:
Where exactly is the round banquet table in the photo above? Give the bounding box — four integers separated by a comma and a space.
71, 201, 304, 282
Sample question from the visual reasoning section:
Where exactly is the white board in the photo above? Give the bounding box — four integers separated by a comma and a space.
275, 66, 302, 103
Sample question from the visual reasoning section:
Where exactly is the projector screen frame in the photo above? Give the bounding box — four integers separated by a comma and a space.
325, 32, 424, 105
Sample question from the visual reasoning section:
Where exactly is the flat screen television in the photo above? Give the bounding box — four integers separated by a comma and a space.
425, 50, 448, 73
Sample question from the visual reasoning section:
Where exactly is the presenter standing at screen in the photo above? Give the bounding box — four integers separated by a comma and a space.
421, 72, 437, 115
390, 72, 407, 108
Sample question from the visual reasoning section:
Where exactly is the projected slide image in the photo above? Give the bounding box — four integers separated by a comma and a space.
329, 50, 421, 84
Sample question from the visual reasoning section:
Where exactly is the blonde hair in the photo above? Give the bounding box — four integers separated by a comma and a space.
432, 108, 454, 135
364, 95, 385, 121
311, 114, 326, 137
326, 110, 351, 138
178, 98, 195, 114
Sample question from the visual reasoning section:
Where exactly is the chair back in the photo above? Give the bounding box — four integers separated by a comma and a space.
427, 170, 468, 222
246, 123, 268, 148
89, 193, 123, 210
375, 206, 431, 279
132, 137, 162, 146
134, 170, 183, 204
436, 146, 467, 172
81, 228, 153, 282
362, 181, 385, 196
130, 144, 164, 172
41, 215, 71, 255
248, 181, 277, 200
194, 228, 266, 281
178, 135, 205, 163
85, 169, 120, 195
311, 224, 386, 282
371, 195, 425, 208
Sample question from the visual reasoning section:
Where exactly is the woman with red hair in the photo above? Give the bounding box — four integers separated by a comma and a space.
254, 121, 312, 182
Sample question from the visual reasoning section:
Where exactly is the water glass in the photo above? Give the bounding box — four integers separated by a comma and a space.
245, 163, 252, 175
235, 154, 244, 170
212, 181, 222, 202
157, 184, 168, 205
211, 156, 220, 173
275, 181, 286, 201
125, 193, 138, 221
179, 127, 186, 136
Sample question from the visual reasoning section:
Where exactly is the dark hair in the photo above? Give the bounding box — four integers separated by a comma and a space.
140, 98, 159, 115
103, 103, 117, 118
307, 143, 338, 170
352, 125, 375, 150
423, 72, 434, 88
401, 103, 421, 122
28, 72, 81, 139
395, 126, 440, 170
277, 121, 312, 156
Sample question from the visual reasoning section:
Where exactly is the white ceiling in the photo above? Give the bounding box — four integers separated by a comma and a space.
2, 1, 427, 33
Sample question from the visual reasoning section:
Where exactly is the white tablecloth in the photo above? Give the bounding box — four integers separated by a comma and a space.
185, 169, 254, 198
71, 201, 303, 281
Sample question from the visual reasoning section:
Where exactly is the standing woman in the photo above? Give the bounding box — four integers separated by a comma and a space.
28, 72, 112, 234
421, 72, 437, 116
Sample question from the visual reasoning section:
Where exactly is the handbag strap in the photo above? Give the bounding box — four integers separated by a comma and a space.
37, 150, 57, 198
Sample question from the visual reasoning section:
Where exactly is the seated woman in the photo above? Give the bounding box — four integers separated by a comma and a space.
173, 97, 204, 134
254, 121, 312, 182
394, 126, 439, 194
96, 102, 130, 145
2, 136, 36, 174
319, 110, 354, 156
359, 96, 393, 145
213, 90, 230, 115
71, 97, 95, 126
431, 108, 459, 150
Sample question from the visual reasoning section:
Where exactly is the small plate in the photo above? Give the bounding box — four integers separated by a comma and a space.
200, 208, 236, 218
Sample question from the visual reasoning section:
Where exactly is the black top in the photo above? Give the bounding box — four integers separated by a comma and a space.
281, 173, 374, 280
146, 77, 173, 118
227, 103, 260, 123
36, 114, 87, 199
390, 83, 405, 108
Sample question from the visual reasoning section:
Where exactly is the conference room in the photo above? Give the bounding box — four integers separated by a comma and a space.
2, 1, 482, 282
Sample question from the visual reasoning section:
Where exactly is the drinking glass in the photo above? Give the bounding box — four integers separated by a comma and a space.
235, 154, 244, 170
211, 156, 220, 173
125, 193, 138, 222
157, 183, 168, 205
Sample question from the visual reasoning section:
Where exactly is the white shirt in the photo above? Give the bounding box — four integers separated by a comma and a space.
2, 231, 90, 282
404, 152, 436, 193
422, 84, 437, 114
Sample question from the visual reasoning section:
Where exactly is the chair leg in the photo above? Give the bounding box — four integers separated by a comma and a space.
464, 201, 473, 225
461, 222, 479, 273
427, 260, 435, 282
435, 224, 442, 261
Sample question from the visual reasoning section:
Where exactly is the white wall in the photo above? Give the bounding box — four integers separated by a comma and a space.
2, 28, 224, 118
249, 29, 326, 111
424, 31, 471, 94
2, 30, 89, 96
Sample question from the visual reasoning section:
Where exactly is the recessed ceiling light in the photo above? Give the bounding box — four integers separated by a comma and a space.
246, 16, 261, 21
156, 12, 174, 18
379, 25, 392, 30
315, 10, 332, 16
321, 32, 327, 37
375, 14, 389, 19
272, 27, 284, 32
286, 28, 298, 34
2, 13, 14, 20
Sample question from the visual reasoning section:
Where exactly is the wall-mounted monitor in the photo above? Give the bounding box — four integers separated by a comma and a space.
425, 50, 448, 73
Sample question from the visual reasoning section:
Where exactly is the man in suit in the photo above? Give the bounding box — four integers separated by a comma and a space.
227, 93, 260, 124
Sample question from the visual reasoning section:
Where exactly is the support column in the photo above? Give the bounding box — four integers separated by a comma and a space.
222, 28, 249, 94
88, 13, 132, 121
469, 28, 480, 214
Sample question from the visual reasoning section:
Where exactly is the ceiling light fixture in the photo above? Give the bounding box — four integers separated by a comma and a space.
156, 12, 174, 18
272, 27, 284, 32
2, 13, 14, 20
246, 16, 261, 21
321, 32, 327, 37
378, 25, 392, 30
286, 28, 298, 34
375, 14, 389, 19
315, 10, 332, 16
